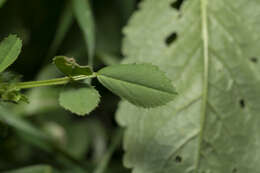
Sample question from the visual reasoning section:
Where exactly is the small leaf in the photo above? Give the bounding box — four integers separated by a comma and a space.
0, 35, 22, 73
0, 0, 6, 8
97, 64, 176, 108
59, 84, 100, 115
53, 56, 93, 76
3, 165, 52, 173
72, 0, 95, 66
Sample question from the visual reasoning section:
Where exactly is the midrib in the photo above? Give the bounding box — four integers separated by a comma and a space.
194, 0, 209, 171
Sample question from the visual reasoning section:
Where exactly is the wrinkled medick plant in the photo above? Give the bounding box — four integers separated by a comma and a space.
0, 35, 177, 116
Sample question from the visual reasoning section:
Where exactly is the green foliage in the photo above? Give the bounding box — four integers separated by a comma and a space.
0, 32, 175, 114
97, 64, 176, 107
0, 35, 22, 73
0, 84, 28, 103
116, 0, 260, 172
0, 1, 134, 173
2, 0, 259, 172
0, 0, 6, 8
0, 72, 27, 103
53, 56, 93, 76
59, 84, 100, 115
3, 165, 52, 173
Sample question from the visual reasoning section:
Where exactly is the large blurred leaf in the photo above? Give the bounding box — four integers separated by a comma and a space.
72, 0, 95, 66
3, 165, 52, 173
0, 35, 22, 73
117, 0, 260, 172
97, 64, 176, 108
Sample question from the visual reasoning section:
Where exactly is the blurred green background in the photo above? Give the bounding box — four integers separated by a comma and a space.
0, 0, 138, 172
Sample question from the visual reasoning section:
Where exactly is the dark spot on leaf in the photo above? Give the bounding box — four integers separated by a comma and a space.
232, 168, 237, 173
239, 99, 245, 108
135, 0, 143, 10
175, 155, 182, 163
165, 32, 177, 46
171, 0, 185, 10
250, 57, 258, 63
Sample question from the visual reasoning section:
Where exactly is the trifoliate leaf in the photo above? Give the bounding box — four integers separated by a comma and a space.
53, 56, 93, 76
0, 35, 22, 73
97, 64, 176, 108
116, 0, 260, 173
3, 165, 52, 173
59, 84, 100, 115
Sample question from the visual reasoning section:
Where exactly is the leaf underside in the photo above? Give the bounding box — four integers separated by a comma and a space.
116, 0, 260, 173
97, 64, 176, 108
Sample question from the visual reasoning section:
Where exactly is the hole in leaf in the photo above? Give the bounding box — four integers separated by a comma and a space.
165, 32, 177, 46
239, 99, 245, 108
232, 168, 237, 173
171, 0, 185, 10
250, 57, 258, 63
175, 155, 182, 163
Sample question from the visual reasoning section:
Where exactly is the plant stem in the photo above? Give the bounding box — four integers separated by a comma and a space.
16, 73, 97, 89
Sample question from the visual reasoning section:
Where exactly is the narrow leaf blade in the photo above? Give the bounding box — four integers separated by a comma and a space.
0, 35, 22, 73
3, 165, 52, 173
72, 0, 95, 65
47, 1, 74, 59
97, 64, 176, 108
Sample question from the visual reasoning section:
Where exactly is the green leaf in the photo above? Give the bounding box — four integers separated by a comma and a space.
0, 0, 6, 8
47, 1, 74, 59
116, 0, 260, 173
59, 84, 100, 115
53, 56, 93, 76
3, 165, 52, 173
0, 35, 22, 73
97, 64, 176, 108
72, 0, 95, 66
